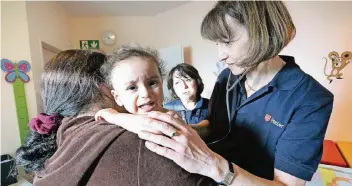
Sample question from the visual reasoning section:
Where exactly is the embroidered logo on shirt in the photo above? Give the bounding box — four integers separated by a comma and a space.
264, 114, 272, 122
265, 114, 284, 128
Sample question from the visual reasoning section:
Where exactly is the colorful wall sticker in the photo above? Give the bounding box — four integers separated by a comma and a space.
1, 59, 31, 144
323, 51, 351, 83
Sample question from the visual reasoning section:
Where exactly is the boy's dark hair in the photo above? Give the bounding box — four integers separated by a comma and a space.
167, 63, 204, 99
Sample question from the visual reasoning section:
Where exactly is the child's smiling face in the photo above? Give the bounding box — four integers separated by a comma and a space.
110, 56, 164, 114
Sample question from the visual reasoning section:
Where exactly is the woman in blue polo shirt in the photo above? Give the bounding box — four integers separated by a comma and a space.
134, 1, 333, 186
97, 1, 333, 186
164, 63, 209, 125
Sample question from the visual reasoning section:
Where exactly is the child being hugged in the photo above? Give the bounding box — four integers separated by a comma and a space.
101, 45, 166, 114
95, 45, 172, 130
96, 44, 209, 139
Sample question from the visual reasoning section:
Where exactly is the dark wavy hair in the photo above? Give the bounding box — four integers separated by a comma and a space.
15, 49, 107, 173
167, 63, 204, 99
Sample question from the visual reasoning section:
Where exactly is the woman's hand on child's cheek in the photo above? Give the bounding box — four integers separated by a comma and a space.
95, 108, 119, 122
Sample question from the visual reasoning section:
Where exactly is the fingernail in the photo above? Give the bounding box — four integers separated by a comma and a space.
145, 141, 153, 148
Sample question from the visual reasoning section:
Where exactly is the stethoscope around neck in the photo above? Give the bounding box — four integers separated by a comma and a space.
207, 67, 251, 145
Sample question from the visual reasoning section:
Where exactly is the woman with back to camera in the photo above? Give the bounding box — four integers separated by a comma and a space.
14, 49, 216, 186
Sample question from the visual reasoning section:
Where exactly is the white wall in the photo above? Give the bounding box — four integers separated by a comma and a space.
26, 1, 71, 112
69, 16, 156, 53
0, 1, 71, 154
154, 1, 217, 98
68, 2, 217, 97
67, 1, 351, 141
282, 1, 352, 142
154, 1, 352, 141
2, 1, 348, 147
1, 1, 34, 154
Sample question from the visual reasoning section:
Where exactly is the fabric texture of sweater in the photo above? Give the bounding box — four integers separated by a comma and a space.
33, 116, 215, 186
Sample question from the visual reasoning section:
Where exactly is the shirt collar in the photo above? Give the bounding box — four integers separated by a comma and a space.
194, 97, 204, 110
175, 97, 204, 111
268, 55, 305, 91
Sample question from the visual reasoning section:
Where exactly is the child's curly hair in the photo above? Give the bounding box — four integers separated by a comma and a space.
101, 44, 166, 88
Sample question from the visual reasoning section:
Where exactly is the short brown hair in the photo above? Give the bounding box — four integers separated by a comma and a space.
167, 63, 204, 99
201, 1, 296, 67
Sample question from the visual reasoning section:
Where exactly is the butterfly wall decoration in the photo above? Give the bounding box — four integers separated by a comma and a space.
1, 59, 31, 83
1, 58, 31, 144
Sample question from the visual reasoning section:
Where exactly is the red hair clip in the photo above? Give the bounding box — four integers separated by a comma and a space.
28, 113, 62, 134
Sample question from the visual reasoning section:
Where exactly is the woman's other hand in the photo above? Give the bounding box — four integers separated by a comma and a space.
139, 111, 227, 182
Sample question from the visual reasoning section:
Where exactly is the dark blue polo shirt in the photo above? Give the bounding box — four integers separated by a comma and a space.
206, 56, 333, 181
164, 97, 209, 124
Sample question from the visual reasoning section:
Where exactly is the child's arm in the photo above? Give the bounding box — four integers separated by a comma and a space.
191, 120, 209, 129
95, 108, 174, 136
95, 108, 135, 127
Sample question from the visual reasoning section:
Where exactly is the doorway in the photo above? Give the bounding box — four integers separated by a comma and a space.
37, 42, 61, 111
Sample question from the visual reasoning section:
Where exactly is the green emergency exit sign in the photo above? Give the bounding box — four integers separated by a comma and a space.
80, 40, 100, 49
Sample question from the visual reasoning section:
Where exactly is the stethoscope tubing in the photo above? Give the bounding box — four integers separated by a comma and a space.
207, 68, 250, 145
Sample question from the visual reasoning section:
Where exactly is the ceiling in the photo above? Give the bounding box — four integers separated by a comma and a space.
58, 1, 190, 17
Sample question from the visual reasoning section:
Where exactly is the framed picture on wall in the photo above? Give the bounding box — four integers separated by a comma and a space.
158, 45, 184, 105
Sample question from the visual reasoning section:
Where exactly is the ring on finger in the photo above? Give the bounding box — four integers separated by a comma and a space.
171, 130, 179, 137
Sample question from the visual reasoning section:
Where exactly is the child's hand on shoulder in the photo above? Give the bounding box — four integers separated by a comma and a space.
95, 108, 119, 123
